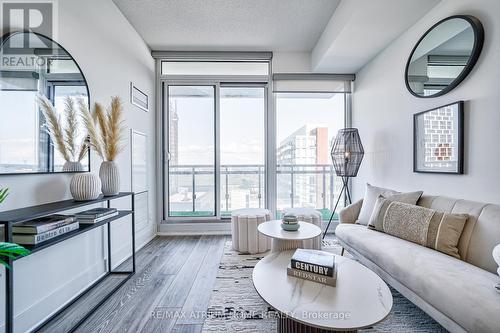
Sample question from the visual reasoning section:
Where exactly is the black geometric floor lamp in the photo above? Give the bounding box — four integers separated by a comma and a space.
323, 128, 364, 239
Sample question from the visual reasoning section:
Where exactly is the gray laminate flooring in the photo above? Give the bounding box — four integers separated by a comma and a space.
40, 236, 226, 333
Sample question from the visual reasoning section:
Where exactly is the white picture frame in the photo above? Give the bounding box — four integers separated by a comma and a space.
131, 129, 148, 193
130, 82, 149, 112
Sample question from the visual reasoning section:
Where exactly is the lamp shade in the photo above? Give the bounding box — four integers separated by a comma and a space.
331, 128, 364, 177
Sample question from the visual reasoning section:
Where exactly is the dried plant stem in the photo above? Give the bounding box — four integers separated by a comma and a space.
38, 96, 71, 161
38, 95, 89, 163
79, 99, 104, 159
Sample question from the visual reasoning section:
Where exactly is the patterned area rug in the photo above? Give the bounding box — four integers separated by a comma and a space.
202, 238, 447, 333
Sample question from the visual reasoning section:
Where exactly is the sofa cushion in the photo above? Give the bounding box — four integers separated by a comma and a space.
335, 224, 500, 333
427, 211, 468, 259
382, 201, 434, 246
357, 184, 398, 225
417, 195, 500, 273
368, 191, 423, 231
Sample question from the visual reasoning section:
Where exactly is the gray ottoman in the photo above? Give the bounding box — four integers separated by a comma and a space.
231, 208, 271, 254
282, 207, 322, 250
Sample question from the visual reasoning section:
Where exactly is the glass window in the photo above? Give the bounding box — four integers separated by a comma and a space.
161, 61, 269, 76
276, 92, 346, 220
167, 86, 216, 217
220, 87, 265, 216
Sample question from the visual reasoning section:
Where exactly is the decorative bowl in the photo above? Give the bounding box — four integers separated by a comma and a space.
281, 222, 300, 231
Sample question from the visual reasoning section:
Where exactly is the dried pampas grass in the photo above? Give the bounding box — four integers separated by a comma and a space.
38, 95, 88, 163
80, 96, 125, 162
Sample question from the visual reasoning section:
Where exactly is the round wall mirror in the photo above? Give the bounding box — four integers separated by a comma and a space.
405, 15, 484, 98
0, 31, 90, 174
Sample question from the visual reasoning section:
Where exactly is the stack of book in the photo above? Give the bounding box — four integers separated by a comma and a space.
287, 249, 337, 286
75, 208, 118, 224
12, 214, 79, 245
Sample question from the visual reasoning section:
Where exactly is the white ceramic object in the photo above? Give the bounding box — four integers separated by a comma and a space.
492, 244, 500, 276
70, 172, 101, 201
252, 250, 393, 331
99, 161, 120, 196
62, 161, 84, 172
258, 220, 321, 252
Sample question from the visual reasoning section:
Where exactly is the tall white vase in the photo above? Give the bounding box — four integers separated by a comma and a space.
99, 161, 120, 196
70, 172, 101, 201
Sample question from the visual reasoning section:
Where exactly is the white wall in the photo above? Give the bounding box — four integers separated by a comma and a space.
351, 0, 500, 203
272, 52, 311, 73
0, 0, 156, 331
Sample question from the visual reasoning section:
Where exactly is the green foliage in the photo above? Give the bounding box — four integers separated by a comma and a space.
0, 188, 8, 204
0, 243, 30, 269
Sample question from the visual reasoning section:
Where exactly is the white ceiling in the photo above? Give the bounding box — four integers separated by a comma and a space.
312, 0, 441, 73
113, 0, 441, 73
113, 0, 340, 52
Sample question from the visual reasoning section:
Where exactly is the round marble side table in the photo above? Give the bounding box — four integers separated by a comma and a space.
257, 220, 322, 252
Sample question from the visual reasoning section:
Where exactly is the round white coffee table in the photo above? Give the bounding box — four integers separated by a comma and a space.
252, 250, 393, 332
258, 220, 322, 252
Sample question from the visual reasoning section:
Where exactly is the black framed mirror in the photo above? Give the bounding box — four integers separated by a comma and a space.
0, 31, 90, 175
405, 15, 484, 98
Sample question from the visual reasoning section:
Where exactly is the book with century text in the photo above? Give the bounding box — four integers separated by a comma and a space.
287, 263, 337, 287
291, 249, 335, 277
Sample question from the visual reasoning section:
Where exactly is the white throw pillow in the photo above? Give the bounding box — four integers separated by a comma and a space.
356, 183, 398, 225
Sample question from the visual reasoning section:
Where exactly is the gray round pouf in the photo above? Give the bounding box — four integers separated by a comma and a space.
70, 172, 101, 201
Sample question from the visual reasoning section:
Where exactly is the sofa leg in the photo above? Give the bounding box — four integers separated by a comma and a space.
341, 247, 345, 256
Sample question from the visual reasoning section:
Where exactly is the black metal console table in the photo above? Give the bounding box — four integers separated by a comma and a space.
0, 192, 136, 333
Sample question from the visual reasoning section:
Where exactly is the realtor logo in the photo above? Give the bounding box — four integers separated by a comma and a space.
1, 1, 57, 54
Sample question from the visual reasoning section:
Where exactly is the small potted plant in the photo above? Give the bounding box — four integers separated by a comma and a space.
80, 97, 125, 196
0, 188, 30, 269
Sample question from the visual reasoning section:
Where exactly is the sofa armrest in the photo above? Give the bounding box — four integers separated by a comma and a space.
339, 199, 363, 224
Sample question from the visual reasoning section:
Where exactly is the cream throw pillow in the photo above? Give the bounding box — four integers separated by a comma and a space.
381, 201, 468, 259
426, 211, 468, 259
383, 202, 434, 246
368, 191, 423, 231
356, 184, 398, 225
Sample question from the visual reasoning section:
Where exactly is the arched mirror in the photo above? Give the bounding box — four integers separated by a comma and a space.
0, 31, 90, 174
405, 15, 484, 98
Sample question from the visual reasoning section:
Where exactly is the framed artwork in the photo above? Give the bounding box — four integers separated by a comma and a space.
131, 130, 148, 193
130, 82, 149, 112
414, 101, 464, 174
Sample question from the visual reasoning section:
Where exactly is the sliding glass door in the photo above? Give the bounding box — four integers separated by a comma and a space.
165, 84, 266, 220
166, 85, 216, 218
220, 86, 266, 216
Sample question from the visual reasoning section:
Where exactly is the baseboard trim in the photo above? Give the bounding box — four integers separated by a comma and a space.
158, 222, 231, 235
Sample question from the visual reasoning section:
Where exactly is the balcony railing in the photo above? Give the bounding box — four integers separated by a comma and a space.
167, 164, 342, 220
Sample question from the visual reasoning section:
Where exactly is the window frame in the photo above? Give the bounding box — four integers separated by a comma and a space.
155, 54, 353, 225
158, 60, 272, 223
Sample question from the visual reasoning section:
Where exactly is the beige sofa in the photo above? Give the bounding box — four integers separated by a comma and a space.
335, 195, 500, 333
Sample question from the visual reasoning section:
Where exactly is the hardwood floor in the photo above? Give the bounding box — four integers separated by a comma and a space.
46, 236, 227, 333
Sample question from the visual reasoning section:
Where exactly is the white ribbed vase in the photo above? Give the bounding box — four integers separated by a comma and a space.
63, 161, 84, 172
70, 172, 101, 201
99, 161, 120, 196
